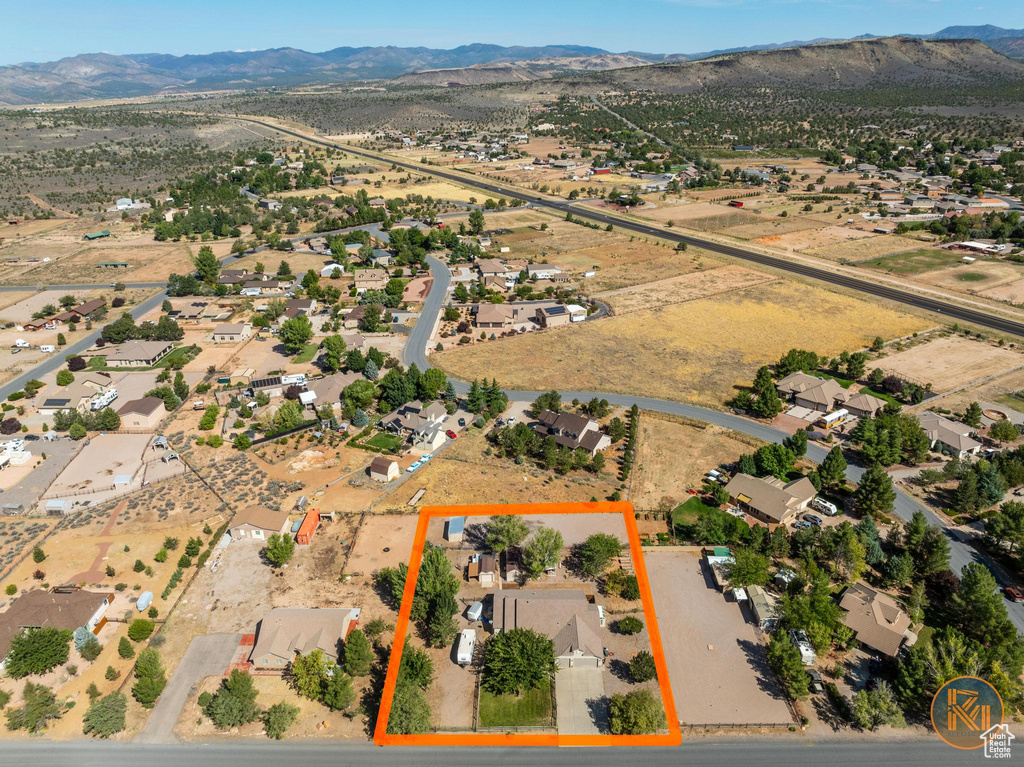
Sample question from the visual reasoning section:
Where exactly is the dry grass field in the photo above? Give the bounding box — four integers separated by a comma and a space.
436, 280, 930, 407
874, 334, 1023, 392
631, 414, 764, 510
751, 225, 875, 253
633, 200, 737, 225
719, 215, 826, 240
596, 265, 776, 314
805, 234, 920, 262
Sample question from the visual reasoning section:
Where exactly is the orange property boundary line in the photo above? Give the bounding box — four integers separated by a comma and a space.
373, 501, 682, 747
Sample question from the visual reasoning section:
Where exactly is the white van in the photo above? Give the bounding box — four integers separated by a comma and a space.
39, 345, 55, 354
812, 497, 838, 516
456, 629, 477, 666
14, 339, 30, 349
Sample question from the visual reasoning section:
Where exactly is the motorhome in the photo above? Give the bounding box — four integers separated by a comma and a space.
90, 388, 118, 411
456, 628, 477, 666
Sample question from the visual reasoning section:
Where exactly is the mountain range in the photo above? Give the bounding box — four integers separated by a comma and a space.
1, 25, 1023, 105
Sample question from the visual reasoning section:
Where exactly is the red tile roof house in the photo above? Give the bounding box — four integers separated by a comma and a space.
0, 588, 111, 672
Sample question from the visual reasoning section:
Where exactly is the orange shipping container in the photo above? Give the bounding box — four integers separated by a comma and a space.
296, 509, 320, 545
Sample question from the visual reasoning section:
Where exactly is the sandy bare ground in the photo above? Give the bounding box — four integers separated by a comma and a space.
596, 265, 776, 315
805, 235, 919, 262
874, 334, 1024, 392
751, 226, 874, 253
632, 414, 764, 511
979, 275, 1024, 303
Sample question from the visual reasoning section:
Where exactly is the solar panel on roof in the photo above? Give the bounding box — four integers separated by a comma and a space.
44, 398, 70, 407
546, 306, 567, 315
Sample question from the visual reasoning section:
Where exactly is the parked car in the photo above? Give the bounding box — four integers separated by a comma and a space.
1005, 587, 1024, 603
458, 418, 466, 427
812, 497, 838, 516
406, 461, 421, 473
803, 513, 824, 527
793, 520, 812, 530
807, 669, 825, 694
445, 430, 457, 439
506, 416, 516, 425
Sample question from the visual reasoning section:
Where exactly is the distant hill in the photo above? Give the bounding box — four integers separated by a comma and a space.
561, 37, 1024, 94
393, 54, 654, 86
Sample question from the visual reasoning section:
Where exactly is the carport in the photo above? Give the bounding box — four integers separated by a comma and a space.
555, 666, 607, 735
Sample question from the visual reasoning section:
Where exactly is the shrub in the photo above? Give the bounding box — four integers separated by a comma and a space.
82, 692, 127, 739
207, 670, 260, 729
177, 554, 192, 568
127, 619, 155, 642
198, 691, 213, 709
4, 682, 62, 733
616, 616, 644, 635
32, 547, 45, 563
609, 689, 666, 735
118, 637, 135, 659
80, 638, 103, 662
105, 666, 119, 681
66, 664, 78, 676
133, 559, 145, 573
105, 565, 115, 577
629, 651, 658, 682
5, 584, 16, 596
263, 701, 300, 739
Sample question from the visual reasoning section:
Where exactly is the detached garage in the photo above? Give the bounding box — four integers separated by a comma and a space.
117, 397, 165, 430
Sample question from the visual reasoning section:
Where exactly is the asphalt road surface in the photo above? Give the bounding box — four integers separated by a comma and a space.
4, 736, 980, 766
231, 117, 1024, 339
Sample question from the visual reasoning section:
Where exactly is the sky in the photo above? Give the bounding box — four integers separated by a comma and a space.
3, 0, 1023, 66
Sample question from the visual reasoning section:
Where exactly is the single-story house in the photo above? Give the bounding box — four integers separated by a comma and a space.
839, 583, 917, 657
306, 372, 359, 412
724, 473, 817, 527
342, 305, 366, 330
476, 258, 508, 278
105, 340, 173, 368
916, 411, 982, 458
285, 298, 317, 315
39, 381, 104, 416
775, 372, 849, 413
468, 554, 497, 587
116, 396, 165, 430
354, 269, 389, 294
748, 585, 780, 630
492, 589, 605, 668
70, 299, 106, 320
526, 263, 562, 279
0, 588, 110, 670
369, 456, 399, 482
531, 409, 610, 455
537, 305, 571, 328
844, 391, 887, 418
173, 302, 209, 321
229, 505, 291, 541
250, 607, 359, 670
212, 323, 252, 343
475, 304, 515, 329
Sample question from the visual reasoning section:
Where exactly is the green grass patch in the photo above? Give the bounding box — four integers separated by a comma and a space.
859, 386, 902, 408
956, 272, 989, 282
995, 394, 1024, 415
859, 248, 966, 276
813, 372, 855, 388
363, 432, 403, 452
87, 355, 108, 370
88, 344, 201, 372
671, 496, 721, 528
292, 343, 319, 364
478, 678, 553, 728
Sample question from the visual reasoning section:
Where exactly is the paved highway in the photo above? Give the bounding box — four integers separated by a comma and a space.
4, 736, 976, 766
232, 117, 1024, 339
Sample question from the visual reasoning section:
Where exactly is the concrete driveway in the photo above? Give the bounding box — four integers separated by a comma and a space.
555, 666, 607, 735
135, 632, 242, 744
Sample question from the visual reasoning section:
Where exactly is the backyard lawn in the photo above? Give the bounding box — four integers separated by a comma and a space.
363, 432, 403, 452
87, 344, 200, 371
671, 496, 722, 529
478, 679, 553, 728
292, 343, 319, 364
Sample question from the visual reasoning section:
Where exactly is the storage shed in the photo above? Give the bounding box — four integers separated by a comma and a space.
445, 517, 465, 543
296, 509, 320, 545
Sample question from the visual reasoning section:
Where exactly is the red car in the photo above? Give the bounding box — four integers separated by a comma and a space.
445, 430, 457, 439
1005, 587, 1024, 603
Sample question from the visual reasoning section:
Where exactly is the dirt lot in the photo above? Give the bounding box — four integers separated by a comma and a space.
645, 550, 793, 726
346, 513, 421, 576
436, 280, 930, 408
874, 334, 1023, 393
805, 235, 920, 262
751, 226, 875, 253
376, 428, 622, 508
47, 433, 152, 498
552, 237, 716, 293
596, 265, 775, 314
933, 365, 1024, 415
632, 414, 764, 511
634, 201, 743, 226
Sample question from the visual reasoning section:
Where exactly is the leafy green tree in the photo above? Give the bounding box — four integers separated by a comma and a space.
397, 641, 434, 689
629, 651, 658, 682
990, 418, 1019, 444
82, 692, 127, 739
263, 701, 300, 739
127, 619, 154, 642
264, 533, 296, 566
850, 682, 906, 730
855, 463, 895, 516
56, 370, 74, 386
766, 631, 809, 700
617, 617, 644, 635
4, 682, 61, 733
531, 390, 561, 415
883, 553, 914, 589
577, 533, 623, 577
608, 689, 666, 735
485, 515, 529, 555
290, 649, 329, 700
522, 527, 564, 579
207, 669, 261, 728
279, 314, 314, 355
343, 629, 373, 677
343, 379, 377, 411
4, 627, 72, 678
320, 335, 347, 372
725, 547, 771, 588
132, 648, 167, 708
192, 245, 220, 284
468, 209, 485, 234
482, 628, 557, 695
386, 681, 431, 735
783, 429, 808, 458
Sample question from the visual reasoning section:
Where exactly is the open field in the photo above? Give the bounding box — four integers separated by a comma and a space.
631, 414, 764, 511
555, 238, 714, 293
596, 265, 775, 314
435, 280, 930, 407
646, 550, 793, 726
719, 216, 825, 240
916, 259, 1024, 298
750, 225, 875, 253
633, 200, 741, 225
874, 334, 1023, 393
805, 234, 920, 262
859, 248, 969, 276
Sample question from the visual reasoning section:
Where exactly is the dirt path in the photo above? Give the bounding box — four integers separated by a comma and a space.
24, 193, 77, 218
69, 499, 127, 582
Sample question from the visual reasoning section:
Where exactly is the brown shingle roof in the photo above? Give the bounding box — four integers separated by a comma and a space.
839, 583, 913, 657
0, 589, 109, 659
492, 589, 603, 659
232, 506, 290, 533
116, 396, 164, 417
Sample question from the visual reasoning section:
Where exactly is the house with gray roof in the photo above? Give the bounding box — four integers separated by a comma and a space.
250, 607, 359, 670
916, 411, 982, 458
724, 473, 817, 527
491, 589, 605, 668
